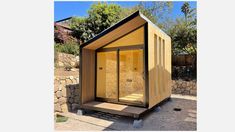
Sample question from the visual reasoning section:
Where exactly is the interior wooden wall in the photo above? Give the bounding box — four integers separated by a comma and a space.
84, 16, 146, 50
148, 23, 172, 109
81, 49, 95, 104
103, 26, 144, 48
96, 51, 117, 99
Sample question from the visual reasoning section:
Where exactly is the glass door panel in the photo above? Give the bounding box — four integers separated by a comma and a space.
96, 51, 117, 100
119, 49, 144, 104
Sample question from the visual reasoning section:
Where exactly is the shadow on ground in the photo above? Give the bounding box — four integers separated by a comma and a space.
55, 96, 196, 131
85, 97, 197, 131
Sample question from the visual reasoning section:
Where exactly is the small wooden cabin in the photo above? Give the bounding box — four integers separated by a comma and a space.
79, 11, 171, 118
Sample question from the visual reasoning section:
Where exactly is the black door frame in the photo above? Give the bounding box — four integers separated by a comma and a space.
95, 46, 145, 107
94, 23, 149, 108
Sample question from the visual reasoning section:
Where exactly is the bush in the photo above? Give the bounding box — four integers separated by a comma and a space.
56, 115, 68, 123
54, 42, 79, 56
54, 50, 59, 68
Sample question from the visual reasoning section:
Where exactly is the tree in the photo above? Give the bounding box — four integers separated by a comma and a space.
169, 2, 196, 55
169, 3, 197, 78
71, 2, 122, 44
133, 1, 173, 27
71, 2, 173, 44
169, 18, 196, 55
181, 2, 190, 23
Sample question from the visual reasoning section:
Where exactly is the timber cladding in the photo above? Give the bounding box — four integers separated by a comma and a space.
81, 49, 95, 104
148, 23, 171, 109
79, 11, 172, 117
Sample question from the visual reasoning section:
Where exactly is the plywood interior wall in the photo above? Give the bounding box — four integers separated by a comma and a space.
148, 23, 171, 109
84, 16, 146, 50
103, 26, 144, 48
81, 48, 95, 104
119, 50, 144, 104
96, 51, 117, 99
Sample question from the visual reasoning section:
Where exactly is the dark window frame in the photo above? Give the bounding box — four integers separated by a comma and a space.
94, 23, 149, 108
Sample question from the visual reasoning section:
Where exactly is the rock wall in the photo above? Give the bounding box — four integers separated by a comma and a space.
172, 80, 197, 96
55, 52, 79, 68
54, 75, 80, 113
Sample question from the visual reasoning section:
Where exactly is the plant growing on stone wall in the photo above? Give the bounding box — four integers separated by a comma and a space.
54, 49, 59, 68
54, 41, 80, 56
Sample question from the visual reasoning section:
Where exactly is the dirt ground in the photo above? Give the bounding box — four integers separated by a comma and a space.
55, 94, 196, 131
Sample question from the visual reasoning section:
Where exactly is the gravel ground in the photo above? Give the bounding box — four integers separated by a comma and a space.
55, 94, 196, 131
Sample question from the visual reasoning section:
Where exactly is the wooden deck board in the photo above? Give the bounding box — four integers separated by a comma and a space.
82, 101, 147, 118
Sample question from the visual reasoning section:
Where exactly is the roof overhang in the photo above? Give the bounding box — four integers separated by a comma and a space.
81, 11, 170, 50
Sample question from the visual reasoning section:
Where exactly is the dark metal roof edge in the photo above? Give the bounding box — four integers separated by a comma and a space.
139, 12, 171, 39
80, 10, 171, 48
80, 11, 141, 48
55, 17, 73, 23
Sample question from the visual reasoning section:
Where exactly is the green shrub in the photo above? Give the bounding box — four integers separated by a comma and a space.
54, 42, 79, 56
54, 50, 59, 68
56, 115, 68, 123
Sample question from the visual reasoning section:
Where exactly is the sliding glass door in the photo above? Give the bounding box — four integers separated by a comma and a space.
96, 51, 117, 100
119, 49, 144, 104
96, 48, 145, 106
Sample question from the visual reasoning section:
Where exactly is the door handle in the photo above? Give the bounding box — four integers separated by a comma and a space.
126, 79, 132, 82
142, 71, 145, 80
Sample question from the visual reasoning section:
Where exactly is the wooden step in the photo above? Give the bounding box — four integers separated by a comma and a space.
81, 101, 147, 118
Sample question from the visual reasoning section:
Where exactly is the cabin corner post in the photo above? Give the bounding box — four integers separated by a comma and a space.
144, 22, 149, 108
79, 46, 83, 106
94, 51, 97, 101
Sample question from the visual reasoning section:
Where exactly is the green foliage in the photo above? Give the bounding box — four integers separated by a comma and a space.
71, 2, 122, 43
136, 1, 173, 25
181, 2, 190, 21
54, 42, 80, 56
119, 2, 173, 29
56, 115, 68, 123
169, 20, 196, 55
88, 2, 122, 29
69, 1, 196, 57
54, 49, 58, 68
71, 2, 173, 44
168, 2, 197, 55
69, 17, 86, 27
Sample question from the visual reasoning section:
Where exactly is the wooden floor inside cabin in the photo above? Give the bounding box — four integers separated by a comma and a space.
119, 93, 143, 103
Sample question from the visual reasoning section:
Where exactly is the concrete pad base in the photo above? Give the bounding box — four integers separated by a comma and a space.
133, 119, 143, 128
77, 109, 85, 115
154, 106, 161, 112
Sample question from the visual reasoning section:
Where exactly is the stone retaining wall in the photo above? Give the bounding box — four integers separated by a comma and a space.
54, 75, 80, 113
55, 52, 79, 68
54, 74, 196, 113
172, 80, 197, 96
